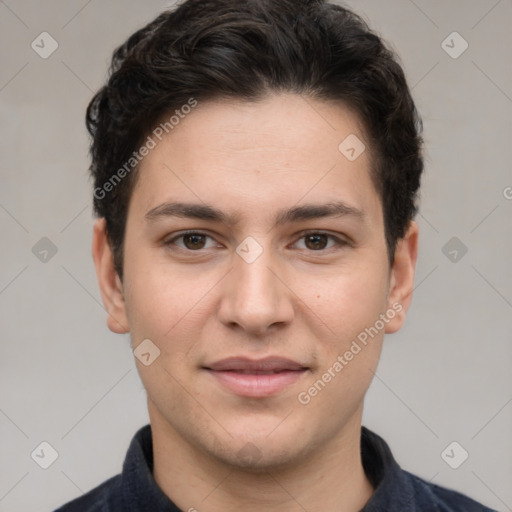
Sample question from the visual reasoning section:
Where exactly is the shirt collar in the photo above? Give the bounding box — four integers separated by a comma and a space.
121, 424, 180, 511
359, 426, 418, 511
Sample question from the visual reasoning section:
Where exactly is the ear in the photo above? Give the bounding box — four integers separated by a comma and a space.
92, 218, 130, 334
385, 221, 419, 334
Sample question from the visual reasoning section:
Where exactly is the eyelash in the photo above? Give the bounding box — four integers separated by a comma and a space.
164, 230, 349, 253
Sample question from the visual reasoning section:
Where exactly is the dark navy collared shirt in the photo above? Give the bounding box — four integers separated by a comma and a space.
55, 424, 496, 511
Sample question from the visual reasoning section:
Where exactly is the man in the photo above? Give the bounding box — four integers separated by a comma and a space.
55, 0, 496, 510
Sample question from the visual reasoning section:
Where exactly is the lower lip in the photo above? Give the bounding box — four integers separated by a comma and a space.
206, 369, 306, 398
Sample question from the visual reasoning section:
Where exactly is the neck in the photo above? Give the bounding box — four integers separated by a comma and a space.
149, 403, 374, 512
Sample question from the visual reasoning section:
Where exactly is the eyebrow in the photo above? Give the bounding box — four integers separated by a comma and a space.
144, 200, 365, 226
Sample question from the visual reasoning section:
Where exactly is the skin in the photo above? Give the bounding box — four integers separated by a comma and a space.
93, 93, 418, 512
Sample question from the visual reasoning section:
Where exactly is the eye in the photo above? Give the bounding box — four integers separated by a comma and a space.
293, 232, 347, 251
165, 231, 218, 251
164, 230, 348, 253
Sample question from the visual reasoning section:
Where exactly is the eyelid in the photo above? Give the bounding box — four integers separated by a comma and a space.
164, 229, 349, 252
164, 230, 220, 249
291, 230, 349, 250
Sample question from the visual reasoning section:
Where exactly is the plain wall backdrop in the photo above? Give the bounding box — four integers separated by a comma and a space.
0, 1, 511, 511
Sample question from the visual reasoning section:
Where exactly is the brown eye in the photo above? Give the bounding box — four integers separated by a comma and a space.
293, 231, 348, 252
304, 233, 329, 250
182, 233, 207, 250
165, 231, 217, 251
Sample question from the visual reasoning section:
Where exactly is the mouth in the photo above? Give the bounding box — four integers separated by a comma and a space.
203, 357, 309, 398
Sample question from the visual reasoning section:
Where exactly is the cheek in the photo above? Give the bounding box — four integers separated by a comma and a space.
123, 260, 217, 370
295, 268, 388, 420
301, 261, 390, 342
123, 243, 193, 329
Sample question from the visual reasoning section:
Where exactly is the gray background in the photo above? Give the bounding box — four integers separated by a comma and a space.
0, 1, 511, 511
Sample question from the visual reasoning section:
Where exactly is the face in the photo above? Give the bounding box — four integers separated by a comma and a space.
94, 93, 417, 470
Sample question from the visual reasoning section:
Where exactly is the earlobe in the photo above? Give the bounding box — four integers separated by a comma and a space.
385, 221, 419, 334
92, 218, 130, 334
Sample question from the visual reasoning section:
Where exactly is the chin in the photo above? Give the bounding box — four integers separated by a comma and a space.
202, 426, 308, 473
221, 444, 301, 473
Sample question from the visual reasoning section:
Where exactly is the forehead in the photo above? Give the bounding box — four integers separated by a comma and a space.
129, 93, 381, 225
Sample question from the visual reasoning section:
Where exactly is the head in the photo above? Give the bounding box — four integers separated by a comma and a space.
91, 0, 422, 471
89, 0, 423, 279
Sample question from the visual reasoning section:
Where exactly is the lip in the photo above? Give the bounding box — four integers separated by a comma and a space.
203, 357, 308, 398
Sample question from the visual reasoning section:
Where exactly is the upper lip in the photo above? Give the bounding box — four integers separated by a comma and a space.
204, 357, 307, 372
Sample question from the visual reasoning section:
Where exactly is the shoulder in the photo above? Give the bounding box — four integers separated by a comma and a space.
53, 474, 122, 512
405, 470, 498, 512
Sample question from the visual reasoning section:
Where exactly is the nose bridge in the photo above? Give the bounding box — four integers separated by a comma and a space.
236, 248, 277, 300
218, 237, 293, 333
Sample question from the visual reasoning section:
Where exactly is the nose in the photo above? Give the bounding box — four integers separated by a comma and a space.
217, 243, 295, 336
